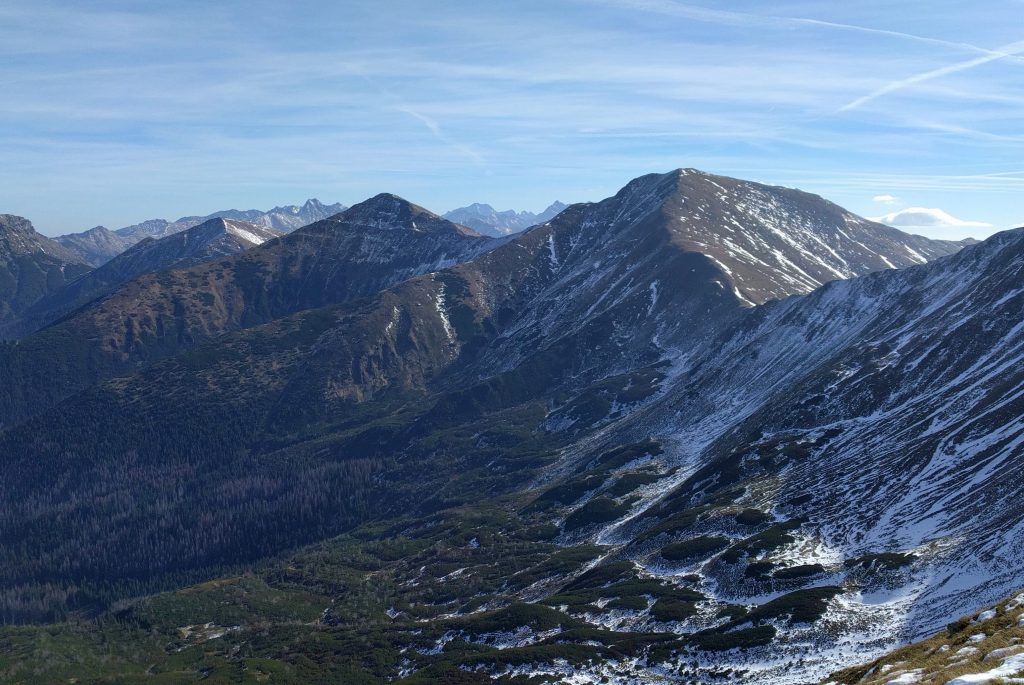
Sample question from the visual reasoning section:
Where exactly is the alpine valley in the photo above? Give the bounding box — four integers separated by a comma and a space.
0, 169, 1020, 685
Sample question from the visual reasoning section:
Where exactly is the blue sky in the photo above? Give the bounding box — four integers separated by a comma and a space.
1, 0, 1022, 239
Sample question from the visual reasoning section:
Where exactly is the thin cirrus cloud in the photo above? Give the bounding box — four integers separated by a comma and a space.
0, 0, 1020, 238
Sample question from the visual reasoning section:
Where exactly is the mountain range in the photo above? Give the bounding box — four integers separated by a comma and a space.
0, 169, 1016, 685
0, 195, 492, 428
54, 198, 348, 266
52, 198, 560, 269
443, 200, 567, 236
14, 218, 284, 336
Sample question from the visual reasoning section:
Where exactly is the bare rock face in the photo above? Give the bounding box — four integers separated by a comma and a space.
0, 213, 91, 338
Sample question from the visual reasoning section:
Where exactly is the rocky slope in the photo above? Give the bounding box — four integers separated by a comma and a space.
441, 169, 968, 404
444, 200, 567, 236
0, 214, 92, 339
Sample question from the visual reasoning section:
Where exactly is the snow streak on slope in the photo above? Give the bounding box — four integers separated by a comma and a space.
659, 170, 967, 304
541, 227, 1024, 683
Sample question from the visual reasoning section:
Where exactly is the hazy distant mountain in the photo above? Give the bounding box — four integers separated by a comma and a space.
534, 200, 567, 222
443, 200, 567, 236
0, 214, 91, 338
110, 198, 348, 245
54, 225, 133, 267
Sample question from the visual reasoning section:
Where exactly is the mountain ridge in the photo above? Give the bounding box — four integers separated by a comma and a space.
19, 218, 283, 335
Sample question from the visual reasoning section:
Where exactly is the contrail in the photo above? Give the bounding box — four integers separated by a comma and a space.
839, 39, 1024, 111
352, 70, 489, 170
579, 0, 1024, 59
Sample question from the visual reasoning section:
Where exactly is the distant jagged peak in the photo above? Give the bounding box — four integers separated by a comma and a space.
443, 201, 568, 236
104, 199, 349, 245
266, 198, 344, 216
536, 200, 568, 221
110, 218, 280, 264
53, 225, 132, 267
462, 202, 497, 211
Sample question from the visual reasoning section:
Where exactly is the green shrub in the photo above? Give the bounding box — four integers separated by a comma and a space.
453, 602, 578, 634
947, 617, 970, 635
773, 563, 824, 580
844, 552, 915, 571
691, 625, 776, 651
651, 598, 697, 622
740, 587, 842, 626
607, 472, 661, 497
564, 498, 632, 531
744, 561, 774, 579
607, 596, 648, 610
660, 536, 729, 562
583, 438, 663, 472
560, 561, 635, 592
735, 509, 772, 526
721, 519, 805, 563
532, 474, 607, 508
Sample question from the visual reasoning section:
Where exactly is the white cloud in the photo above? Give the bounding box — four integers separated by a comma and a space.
872, 194, 898, 204
872, 207, 992, 229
